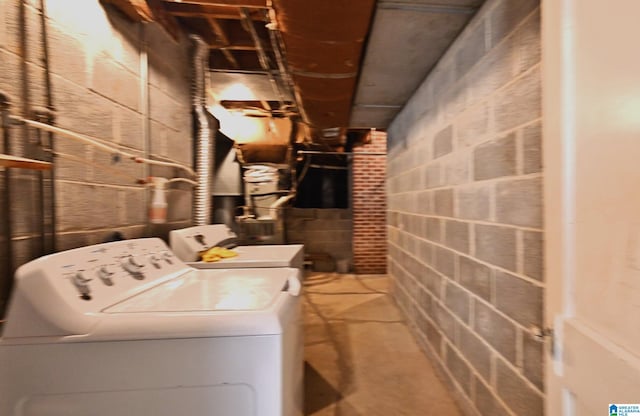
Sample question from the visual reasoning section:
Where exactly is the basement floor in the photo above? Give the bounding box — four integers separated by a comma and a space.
303, 272, 462, 416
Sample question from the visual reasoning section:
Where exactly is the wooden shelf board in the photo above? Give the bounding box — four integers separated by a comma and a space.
0, 154, 52, 171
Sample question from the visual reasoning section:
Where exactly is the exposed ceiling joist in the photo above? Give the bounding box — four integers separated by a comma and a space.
101, 0, 181, 39
163, 3, 266, 19
161, 0, 267, 8
101, 0, 154, 21
211, 41, 258, 51
207, 17, 239, 68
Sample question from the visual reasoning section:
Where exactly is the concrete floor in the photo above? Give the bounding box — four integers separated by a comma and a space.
303, 273, 462, 416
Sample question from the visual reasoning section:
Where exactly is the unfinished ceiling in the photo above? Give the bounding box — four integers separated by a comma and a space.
351, 0, 486, 128
103, 0, 486, 136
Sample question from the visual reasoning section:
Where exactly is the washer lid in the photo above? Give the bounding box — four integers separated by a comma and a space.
104, 268, 290, 313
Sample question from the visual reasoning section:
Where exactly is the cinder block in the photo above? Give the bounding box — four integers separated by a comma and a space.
456, 19, 487, 77
495, 270, 542, 327
53, 78, 117, 140
434, 188, 454, 217
56, 232, 90, 252
117, 106, 145, 151
433, 125, 453, 159
416, 311, 442, 354
149, 85, 185, 132
419, 265, 443, 298
424, 164, 442, 189
90, 56, 140, 112
466, 33, 517, 105
523, 230, 544, 281
458, 255, 492, 301
496, 177, 543, 228
3, 2, 42, 62
474, 133, 517, 180
458, 324, 492, 381
425, 217, 442, 243
147, 24, 189, 78
496, 358, 544, 416
56, 181, 90, 231
456, 104, 490, 148
10, 175, 40, 236
443, 154, 469, 186
474, 299, 518, 363
11, 237, 41, 270
445, 220, 470, 254
445, 282, 470, 323
441, 81, 469, 122
434, 300, 457, 343
488, 0, 539, 48
475, 224, 517, 271
523, 331, 545, 391
456, 185, 491, 221
48, 23, 87, 87
494, 66, 541, 134
474, 376, 512, 415
523, 121, 542, 174
445, 343, 472, 395
515, 8, 541, 75
416, 285, 433, 317
433, 245, 455, 278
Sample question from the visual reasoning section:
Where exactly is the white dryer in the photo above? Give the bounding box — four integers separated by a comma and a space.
0, 238, 303, 416
170, 224, 304, 270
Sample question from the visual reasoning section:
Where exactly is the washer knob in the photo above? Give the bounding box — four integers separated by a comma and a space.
121, 255, 145, 274
161, 251, 174, 264
72, 272, 92, 300
149, 254, 162, 268
98, 265, 115, 286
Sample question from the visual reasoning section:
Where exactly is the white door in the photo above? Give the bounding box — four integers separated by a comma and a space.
543, 0, 640, 415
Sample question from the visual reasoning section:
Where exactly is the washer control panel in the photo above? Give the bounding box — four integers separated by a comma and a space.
57, 239, 184, 302
3, 238, 191, 339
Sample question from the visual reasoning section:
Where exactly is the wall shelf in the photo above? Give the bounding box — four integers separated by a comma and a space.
0, 153, 52, 171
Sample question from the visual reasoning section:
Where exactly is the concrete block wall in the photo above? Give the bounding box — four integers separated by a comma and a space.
0, 0, 192, 313
285, 207, 352, 270
386, 0, 543, 415
352, 131, 387, 274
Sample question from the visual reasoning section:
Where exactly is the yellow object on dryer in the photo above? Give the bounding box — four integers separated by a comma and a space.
200, 246, 238, 263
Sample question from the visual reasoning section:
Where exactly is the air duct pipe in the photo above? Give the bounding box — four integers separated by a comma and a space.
190, 35, 216, 226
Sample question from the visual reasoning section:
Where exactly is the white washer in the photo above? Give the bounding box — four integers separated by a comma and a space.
170, 225, 304, 269
0, 238, 303, 416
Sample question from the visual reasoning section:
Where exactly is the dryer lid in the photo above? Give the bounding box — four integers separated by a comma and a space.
104, 268, 292, 313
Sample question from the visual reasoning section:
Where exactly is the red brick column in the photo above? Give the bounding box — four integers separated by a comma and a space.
352, 131, 387, 274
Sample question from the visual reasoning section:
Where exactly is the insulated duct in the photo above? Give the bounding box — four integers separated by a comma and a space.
190, 35, 215, 226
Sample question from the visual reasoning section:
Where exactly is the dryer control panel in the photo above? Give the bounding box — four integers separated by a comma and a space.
170, 224, 238, 262
2, 238, 191, 339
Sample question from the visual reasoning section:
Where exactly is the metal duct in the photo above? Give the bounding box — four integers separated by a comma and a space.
190, 35, 215, 226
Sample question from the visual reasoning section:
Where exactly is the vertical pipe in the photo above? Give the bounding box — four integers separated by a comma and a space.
38, 0, 56, 254
140, 25, 151, 226
0, 93, 14, 322
190, 35, 214, 225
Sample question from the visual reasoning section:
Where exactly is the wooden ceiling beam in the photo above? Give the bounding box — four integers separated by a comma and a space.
211, 42, 260, 51
207, 17, 239, 68
101, 0, 154, 22
161, 0, 267, 8
101, 0, 182, 39
162, 3, 266, 19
